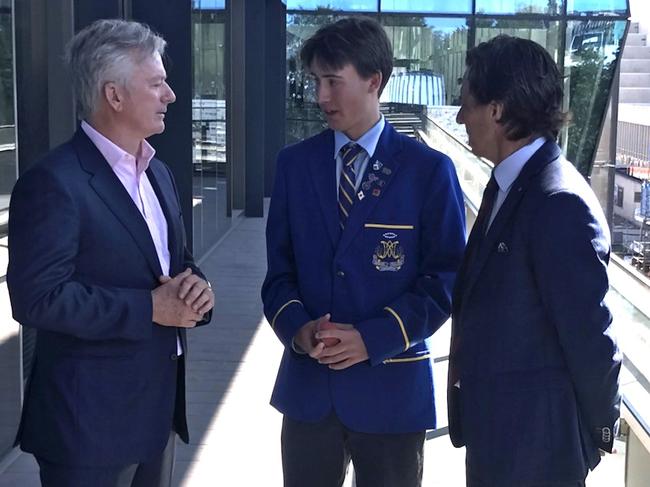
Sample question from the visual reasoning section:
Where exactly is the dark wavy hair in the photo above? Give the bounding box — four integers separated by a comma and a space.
300, 17, 393, 96
464, 35, 568, 141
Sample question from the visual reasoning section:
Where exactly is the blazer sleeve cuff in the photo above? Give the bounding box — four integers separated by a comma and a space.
269, 299, 311, 349
356, 308, 411, 366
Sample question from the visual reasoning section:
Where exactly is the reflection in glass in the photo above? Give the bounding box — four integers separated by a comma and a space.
286, 0, 377, 11
0, 0, 21, 461
192, 7, 230, 258
567, 0, 628, 14
382, 16, 469, 110
475, 0, 561, 14
192, 0, 225, 9
381, 0, 472, 14
564, 20, 626, 176
475, 18, 561, 62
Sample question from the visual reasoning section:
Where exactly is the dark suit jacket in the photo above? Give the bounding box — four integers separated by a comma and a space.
448, 140, 621, 485
262, 122, 466, 433
7, 129, 210, 467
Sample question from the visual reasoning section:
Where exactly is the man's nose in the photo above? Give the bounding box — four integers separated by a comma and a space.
317, 84, 329, 104
456, 107, 464, 125
164, 83, 176, 104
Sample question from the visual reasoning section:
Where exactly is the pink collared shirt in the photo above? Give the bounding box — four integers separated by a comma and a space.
82, 121, 182, 354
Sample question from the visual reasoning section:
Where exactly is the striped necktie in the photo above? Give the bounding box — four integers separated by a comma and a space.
338, 142, 365, 229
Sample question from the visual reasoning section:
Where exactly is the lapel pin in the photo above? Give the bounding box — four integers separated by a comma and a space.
372, 188, 381, 197
373, 160, 383, 171
377, 180, 385, 187
362, 181, 371, 191
358, 191, 365, 200
497, 242, 509, 253
382, 167, 392, 175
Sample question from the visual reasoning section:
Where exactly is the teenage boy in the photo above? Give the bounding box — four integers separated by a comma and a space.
262, 17, 465, 487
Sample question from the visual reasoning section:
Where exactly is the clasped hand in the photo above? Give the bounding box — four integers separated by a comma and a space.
294, 314, 369, 370
152, 268, 215, 328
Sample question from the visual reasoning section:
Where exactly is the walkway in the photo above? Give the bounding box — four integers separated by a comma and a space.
0, 207, 625, 486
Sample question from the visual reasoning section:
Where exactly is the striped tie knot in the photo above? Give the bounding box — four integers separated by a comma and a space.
341, 142, 364, 168
338, 143, 365, 229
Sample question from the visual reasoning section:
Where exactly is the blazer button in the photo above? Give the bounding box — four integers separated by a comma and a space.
336, 270, 345, 278
170, 353, 178, 361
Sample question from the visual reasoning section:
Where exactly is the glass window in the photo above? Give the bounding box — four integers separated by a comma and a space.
567, 0, 628, 14
192, 0, 225, 9
564, 19, 626, 175
380, 0, 472, 14
475, 18, 561, 61
192, 8, 230, 258
287, 0, 377, 11
0, 0, 20, 461
475, 0, 561, 14
381, 16, 469, 117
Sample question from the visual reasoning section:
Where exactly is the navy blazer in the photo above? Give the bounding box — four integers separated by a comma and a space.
7, 130, 210, 467
262, 122, 466, 433
448, 141, 621, 485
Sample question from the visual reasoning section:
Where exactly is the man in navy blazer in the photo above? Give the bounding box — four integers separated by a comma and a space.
448, 35, 621, 486
7, 20, 214, 487
262, 18, 466, 487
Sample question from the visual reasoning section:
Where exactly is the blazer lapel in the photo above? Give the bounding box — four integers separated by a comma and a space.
336, 124, 402, 258
308, 131, 341, 248
72, 130, 163, 278
459, 140, 562, 306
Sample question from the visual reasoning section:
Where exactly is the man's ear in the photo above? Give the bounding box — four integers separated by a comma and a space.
368, 71, 382, 94
103, 82, 124, 112
490, 101, 504, 123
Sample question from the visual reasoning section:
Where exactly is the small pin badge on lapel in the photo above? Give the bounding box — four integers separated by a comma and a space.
382, 167, 392, 175
373, 160, 383, 171
372, 188, 381, 197
497, 242, 509, 254
358, 191, 365, 200
362, 181, 371, 191
377, 180, 385, 187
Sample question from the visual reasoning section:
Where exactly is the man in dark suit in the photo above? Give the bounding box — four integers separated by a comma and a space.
7, 19, 214, 487
262, 17, 466, 487
448, 35, 621, 487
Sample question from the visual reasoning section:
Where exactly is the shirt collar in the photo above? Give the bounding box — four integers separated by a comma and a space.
333, 114, 385, 159
81, 120, 156, 176
493, 136, 547, 192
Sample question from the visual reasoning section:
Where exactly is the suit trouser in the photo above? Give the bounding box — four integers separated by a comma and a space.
35, 430, 176, 487
281, 412, 425, 487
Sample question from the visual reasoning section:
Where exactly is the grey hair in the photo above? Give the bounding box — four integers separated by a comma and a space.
65, 19, 167, 120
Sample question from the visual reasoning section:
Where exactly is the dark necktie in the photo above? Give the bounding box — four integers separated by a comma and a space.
474, 175, 499, 237
338, 143, 364, 229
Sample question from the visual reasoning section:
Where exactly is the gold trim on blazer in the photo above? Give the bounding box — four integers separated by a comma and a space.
384, 306, 410, 351
364, 224, 415, 230
383, 354, 431, 364
271, 299, 303, 329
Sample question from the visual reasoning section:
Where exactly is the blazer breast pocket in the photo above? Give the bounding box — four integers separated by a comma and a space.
361, 223, 416, 278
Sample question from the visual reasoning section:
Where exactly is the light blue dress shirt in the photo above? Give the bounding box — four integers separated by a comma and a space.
334, 115, 385, 196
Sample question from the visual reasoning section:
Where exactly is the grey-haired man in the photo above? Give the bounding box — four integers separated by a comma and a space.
7, 19, 214, 487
